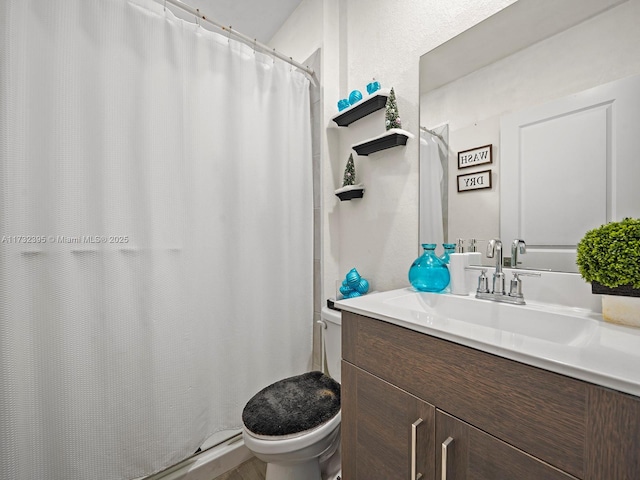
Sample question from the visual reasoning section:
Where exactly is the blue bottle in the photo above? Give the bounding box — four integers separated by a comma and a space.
440, 243, 456, 265
408, 244, 450, 292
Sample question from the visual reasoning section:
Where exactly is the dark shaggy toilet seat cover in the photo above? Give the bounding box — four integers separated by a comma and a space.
242, 371, 341, 437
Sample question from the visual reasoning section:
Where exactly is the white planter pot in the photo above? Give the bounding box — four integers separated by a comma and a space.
602, 295, 640, 328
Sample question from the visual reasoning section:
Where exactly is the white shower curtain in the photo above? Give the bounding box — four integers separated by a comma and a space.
0, 1, 313, 479
419, 132, 444, 245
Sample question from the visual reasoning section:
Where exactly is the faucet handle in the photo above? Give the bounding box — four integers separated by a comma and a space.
477, 268, 490, 294
509, 272, 524, 298
508, 271, 541, 299
511, 270, 541, 277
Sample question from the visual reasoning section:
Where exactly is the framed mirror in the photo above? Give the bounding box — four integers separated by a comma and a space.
419, 0, 640, 271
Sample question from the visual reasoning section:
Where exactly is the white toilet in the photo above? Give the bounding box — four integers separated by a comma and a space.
242, 307, 342, 480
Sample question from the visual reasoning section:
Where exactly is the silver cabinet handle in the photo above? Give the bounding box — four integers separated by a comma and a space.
411, 418, 424, 480
441, 436, 454, 480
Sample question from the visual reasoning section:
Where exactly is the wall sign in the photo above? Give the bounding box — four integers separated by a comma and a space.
458, 144, 492, 169
457, 169, 492, 192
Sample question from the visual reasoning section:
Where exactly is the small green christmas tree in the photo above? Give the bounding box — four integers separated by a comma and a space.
342, 153, 356, 187
385, 87, 401, 130
335, 153, 364, 200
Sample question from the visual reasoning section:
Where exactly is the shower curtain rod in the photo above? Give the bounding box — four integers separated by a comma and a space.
163, 0, 315, 79
420, 125, 444, 141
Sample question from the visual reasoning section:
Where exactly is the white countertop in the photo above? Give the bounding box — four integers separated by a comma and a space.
336, 288, 640, 397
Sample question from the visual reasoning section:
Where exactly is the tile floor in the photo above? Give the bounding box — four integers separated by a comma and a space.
213, 457, 266, 480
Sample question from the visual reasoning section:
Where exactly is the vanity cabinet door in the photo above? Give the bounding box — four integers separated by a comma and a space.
586, 386, 640, 479
435, 410, 576, 480
342, 361, 435, 480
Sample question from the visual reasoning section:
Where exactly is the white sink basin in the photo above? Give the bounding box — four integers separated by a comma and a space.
383, 290, 598, 345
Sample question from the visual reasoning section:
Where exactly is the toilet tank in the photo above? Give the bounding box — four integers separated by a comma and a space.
321, 307, 342, 383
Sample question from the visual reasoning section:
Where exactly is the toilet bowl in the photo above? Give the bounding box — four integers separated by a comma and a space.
242, 411, 340, 480
241, 307, 342, 480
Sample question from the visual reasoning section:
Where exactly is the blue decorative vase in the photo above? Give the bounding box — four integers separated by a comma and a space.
440, 243, 456, 265
366, 80, 381, 95
348, 90, 363, 105
337, 99, 350, 111
408, 243, 450, 292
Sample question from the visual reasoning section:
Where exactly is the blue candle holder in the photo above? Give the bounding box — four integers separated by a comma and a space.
366, 79, 381, 95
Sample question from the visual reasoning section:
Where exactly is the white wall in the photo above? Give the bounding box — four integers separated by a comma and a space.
271, 0, 517, 299
422, 0, 640, 131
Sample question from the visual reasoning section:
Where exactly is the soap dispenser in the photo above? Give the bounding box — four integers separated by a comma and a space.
449, 239, 469, 295
466, 238, 482, 266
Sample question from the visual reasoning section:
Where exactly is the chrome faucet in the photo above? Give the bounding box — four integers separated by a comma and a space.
469, 238, 540, 305
486, 238, 505, 295
511, 239, 526, 269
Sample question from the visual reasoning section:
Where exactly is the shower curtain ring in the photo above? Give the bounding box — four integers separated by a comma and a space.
253, 39, 257, 54
273, 48, 276, 64
163, 0, 166, 11
227, 26, 232, 43
195, 9, 200, 27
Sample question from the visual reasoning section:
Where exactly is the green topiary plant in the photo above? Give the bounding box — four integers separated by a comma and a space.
576, 218, 640, 289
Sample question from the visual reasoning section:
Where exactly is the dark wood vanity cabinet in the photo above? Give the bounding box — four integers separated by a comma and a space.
341, 311, 640, 480
342, 363, 435, 479
435, 410, 575, 480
